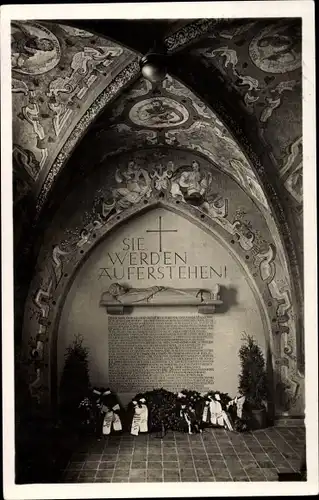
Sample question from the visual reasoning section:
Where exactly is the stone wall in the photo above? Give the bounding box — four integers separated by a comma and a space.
21, 148, 304, 416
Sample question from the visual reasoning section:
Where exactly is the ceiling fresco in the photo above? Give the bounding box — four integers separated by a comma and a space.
12, 19, 302, 217
11, 20, 137, 201
85, 74, 271, 213
189, 19, 302, 210
11, 18, 305, 412
12, 18, 303, 309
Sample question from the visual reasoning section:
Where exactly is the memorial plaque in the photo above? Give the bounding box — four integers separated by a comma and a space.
109, 315, 214, 393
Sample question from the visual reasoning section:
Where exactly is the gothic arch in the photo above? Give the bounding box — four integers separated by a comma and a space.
22, 150, 302, 417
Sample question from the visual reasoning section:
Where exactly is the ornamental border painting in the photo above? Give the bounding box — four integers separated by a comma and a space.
1, 3, 318, 500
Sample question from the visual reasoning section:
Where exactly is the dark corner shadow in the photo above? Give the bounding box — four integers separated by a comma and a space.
217, 286, 238, 314
266, 344, 276, 424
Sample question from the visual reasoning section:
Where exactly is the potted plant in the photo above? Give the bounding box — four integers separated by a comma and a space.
59, 334, 91, 429
238, 333, 268, 429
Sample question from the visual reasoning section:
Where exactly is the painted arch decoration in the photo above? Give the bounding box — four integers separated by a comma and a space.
22, 150, 303, 416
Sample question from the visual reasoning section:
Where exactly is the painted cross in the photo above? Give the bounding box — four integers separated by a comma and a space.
146, 216, 177, 252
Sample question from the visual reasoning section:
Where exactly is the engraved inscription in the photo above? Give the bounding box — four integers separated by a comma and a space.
109, 316, 214, 392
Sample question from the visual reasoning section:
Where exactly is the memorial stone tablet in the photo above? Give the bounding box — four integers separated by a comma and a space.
109, 315, 214, 393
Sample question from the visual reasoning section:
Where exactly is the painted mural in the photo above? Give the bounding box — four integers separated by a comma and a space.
92, 74, 271, 213
191, 19, 302, 210
21, 150, 302, 416
11, 21, 61, 75
11, 19, 304, 422
11, 20, 137, 205
249, 22, 301, 74
129, 97, 189, 128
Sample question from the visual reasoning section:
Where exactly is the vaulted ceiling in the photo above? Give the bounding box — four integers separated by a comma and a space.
12, 18, 302, 310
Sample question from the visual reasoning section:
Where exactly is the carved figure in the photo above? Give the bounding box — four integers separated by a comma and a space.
100, 283, 221, 307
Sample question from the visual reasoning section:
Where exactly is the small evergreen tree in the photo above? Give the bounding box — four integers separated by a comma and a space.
59, 335, 90, 425
238, 333, 268, 409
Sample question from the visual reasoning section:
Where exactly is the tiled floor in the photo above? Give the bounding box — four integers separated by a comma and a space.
61, 426, 305, 483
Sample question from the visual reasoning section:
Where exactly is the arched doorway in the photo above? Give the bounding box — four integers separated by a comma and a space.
57, 205, 273, 408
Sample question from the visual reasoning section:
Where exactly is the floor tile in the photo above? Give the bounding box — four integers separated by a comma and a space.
131, 461, 147, 469
275, 463, 294, 472
98, 461, 115, 469
68, 462, 84, 471
240, 462, 259, 473
213, 469, 231, 477
78, 471, 96, 479
130, 469, 146, 479
63, 471, 80, 482
116, 458, 132, 465
86, 452, 102, 460
256, 460, 275, 469
147, 470, 163, 478
248, 471, 266, 481
59, 427, 305, 483
96, 469, 114, 478
114, 466, 130, 474
84, 461, 100, 470
148, 462, 163, 469
163, 471, 180, 481
163, 454, 178, 461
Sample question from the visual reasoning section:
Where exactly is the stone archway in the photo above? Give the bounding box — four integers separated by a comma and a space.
22, 150, 302, 417
54, 204, 274, 405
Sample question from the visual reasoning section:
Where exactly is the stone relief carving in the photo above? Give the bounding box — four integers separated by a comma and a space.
100, 283, 222, 314
249, 22, 301, 74
11, 21, 61, 75
128, 97, 189, 128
